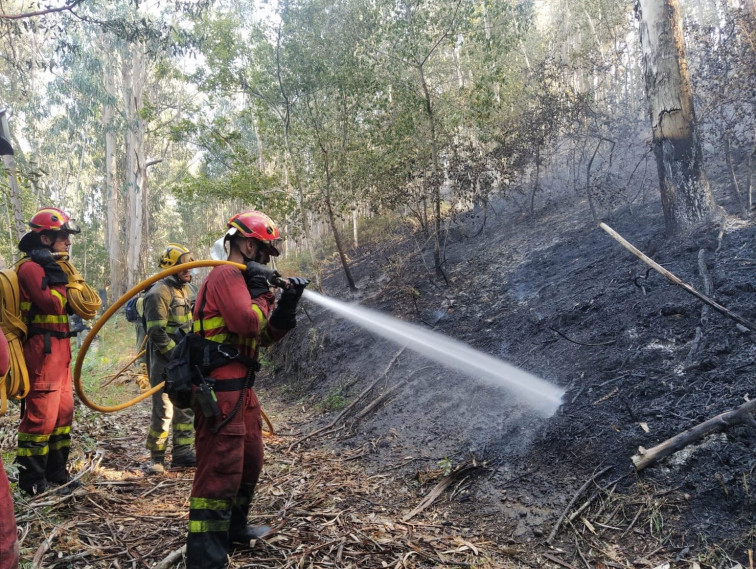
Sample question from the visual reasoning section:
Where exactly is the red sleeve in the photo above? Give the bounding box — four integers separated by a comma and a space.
0, 333, 9, 377
208, 266, 275, 337
17, 261, 65, 313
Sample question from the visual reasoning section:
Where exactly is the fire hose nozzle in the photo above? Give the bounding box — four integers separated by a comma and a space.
270, 274, 289, 289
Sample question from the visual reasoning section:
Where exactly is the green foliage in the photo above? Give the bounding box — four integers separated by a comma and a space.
438, 457, 453, 476
317, 386, 348, 413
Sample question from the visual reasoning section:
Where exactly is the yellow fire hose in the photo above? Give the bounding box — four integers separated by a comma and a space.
73, 260, 275, 435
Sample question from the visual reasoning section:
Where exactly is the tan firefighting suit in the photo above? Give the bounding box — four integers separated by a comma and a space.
143, 275, 195, 463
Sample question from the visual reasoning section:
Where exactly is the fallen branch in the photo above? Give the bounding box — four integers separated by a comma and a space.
542, 552, 580, 569
152, 545, 186, 569
546, 465, 613, 545
288, 347, 405, 450
350, 379, 407, 424
599, 222, 756, 333
632, 398, 756, 471
402, 465, 476, 522
31, 522, 74, 568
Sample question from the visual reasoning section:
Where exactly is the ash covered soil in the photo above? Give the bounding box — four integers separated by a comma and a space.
266, 197, 756, 567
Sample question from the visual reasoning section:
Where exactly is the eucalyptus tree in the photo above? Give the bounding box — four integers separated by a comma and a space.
275, 0, 388, 290
636, 0, 719, 235
365, 0, 474, 277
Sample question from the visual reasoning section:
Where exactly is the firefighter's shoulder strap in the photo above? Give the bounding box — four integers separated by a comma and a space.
0, 261, 29, 415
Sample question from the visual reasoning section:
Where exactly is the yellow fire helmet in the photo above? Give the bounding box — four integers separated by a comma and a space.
158, 243, 194, 269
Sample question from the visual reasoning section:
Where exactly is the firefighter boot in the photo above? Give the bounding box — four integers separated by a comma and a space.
46, 428, 72, 486
147, 453, 166, 475
171, 446, 196, 468
229, 483, 270, 546
17, 454, 49, 496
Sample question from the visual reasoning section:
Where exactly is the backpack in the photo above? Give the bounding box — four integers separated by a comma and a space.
124, 296, 140, 323
164, 333, 243, 410
0, 265, 29, 415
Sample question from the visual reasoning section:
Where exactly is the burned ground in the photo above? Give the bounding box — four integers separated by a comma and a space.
267, 196, 756, 567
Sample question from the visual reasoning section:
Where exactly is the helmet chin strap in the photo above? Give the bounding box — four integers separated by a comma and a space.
241, 249, 264, 264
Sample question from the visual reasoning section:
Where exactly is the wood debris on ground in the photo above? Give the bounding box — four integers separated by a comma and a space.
4, 404, 520, 569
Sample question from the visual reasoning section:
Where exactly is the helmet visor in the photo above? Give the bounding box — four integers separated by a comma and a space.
177, 252, 195, 265
62, 219, 81, 234
264, 238, 282, 256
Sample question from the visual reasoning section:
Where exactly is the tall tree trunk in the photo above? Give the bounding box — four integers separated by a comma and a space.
122, 43, 147, 290
637, 0, 718, 235
418, 64, 443, 276
275, 29, 319, 286
353, 208, 359, 249
103, 44, 122, 305
322, 153, 356, 291
747, 128, 755, 214
0, 113, 25, 241
724, 134, 748, 218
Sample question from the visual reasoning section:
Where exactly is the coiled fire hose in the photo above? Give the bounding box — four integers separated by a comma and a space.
73, 260, 275, 435
1, 257, 103, 414
0, 269, 28, 415
58, 258, 102, 319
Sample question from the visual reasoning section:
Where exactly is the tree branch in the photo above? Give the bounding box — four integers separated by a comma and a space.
0, 0, 87, 20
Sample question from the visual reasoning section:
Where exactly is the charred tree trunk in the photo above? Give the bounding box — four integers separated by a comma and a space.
723, 135, 748, 218
747, 128, 755, 214
637, 0, 719, 235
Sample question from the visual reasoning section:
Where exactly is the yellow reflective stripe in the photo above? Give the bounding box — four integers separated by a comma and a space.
147, 440, 167, 451
51, 426, 70, 436
49, 439, 71, 451
159, 340, 176, 354
188, 520, 230, 533
190, 497, 233, 510
194, 316, 225, 331
51, 289, 67, 307
18, 432, 50, 442
17, 446, 49, 457
251, 305, 265, 325
205, 333, 229, 343
32, 314, 68, 324
146, 319, 168, 329
172, 314, 192, 323
175, 436, 195, 446
174, 423, 194, 432
148, 428, 169, 440
21, 301, 31, 311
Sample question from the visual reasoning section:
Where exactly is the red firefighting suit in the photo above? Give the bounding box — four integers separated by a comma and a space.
16, 259, 75, 494
186, 265, 289, 569
0, 332, 19, 569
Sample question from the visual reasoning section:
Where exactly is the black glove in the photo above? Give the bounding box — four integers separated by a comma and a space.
281, 277, 310, 303
270, 277, 310, 331
244, 261, 276, 298
30, 249, 68, 285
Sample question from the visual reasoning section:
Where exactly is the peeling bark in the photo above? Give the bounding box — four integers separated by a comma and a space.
637, 0, 718, 234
